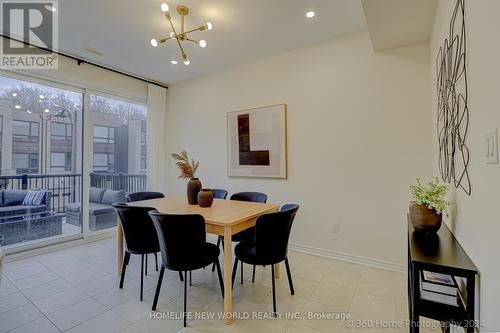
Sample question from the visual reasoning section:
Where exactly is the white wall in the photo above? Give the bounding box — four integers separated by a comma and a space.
431, 1, 500, 331
165, 31, 432, 267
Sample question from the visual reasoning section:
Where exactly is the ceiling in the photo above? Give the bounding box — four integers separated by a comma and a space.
362, 0, 438, 51
48, 0, 367, 84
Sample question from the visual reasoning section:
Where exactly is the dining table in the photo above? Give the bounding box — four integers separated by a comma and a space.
119, 195, 280, 325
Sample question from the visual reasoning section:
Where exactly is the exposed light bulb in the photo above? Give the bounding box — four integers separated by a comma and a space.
14, 105, 20, 109
150, 39, 158, 47
44, 109, 50, 113
206, 22, 213, 30
199, 40, 207, 48
12, 92, 17, 97
161, 3, 169, 12
306, 11, 315, 18
170, 32, 176, 39
39, 94, 44, 99
184, 59, 190, 65
45, 5, 56, 12
171, 60, 178, 64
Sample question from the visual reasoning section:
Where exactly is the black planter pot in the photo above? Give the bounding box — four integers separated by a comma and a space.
187, 178, 202, 204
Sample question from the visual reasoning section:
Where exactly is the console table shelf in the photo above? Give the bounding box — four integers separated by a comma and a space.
407, 218, 478, 333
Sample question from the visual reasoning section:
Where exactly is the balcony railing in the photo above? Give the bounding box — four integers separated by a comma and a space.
0, 172, 146, 213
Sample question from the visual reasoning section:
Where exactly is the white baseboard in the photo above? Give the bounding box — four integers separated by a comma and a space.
289, 242, 406, 273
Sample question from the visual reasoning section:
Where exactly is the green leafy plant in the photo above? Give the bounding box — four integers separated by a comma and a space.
171, 150, 199, 180
409, 177, 450, 214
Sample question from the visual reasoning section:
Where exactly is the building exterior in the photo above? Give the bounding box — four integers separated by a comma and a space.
0, 98, 146, 177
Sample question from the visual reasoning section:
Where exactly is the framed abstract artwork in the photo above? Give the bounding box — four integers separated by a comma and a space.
227, 104, 287, 178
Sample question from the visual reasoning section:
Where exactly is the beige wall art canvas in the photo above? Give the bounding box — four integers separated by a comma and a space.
227, 104, 287, 178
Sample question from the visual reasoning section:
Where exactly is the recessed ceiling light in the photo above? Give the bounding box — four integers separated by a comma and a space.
171, 60, 178, 64
45, 5, 56, 12
306, 11, 315, 18
14, 105, 20, 109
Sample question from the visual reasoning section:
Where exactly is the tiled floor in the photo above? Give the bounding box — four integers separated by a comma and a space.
0, 237, 440, 333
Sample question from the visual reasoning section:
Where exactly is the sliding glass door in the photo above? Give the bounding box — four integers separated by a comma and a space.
88, 94, 147, 232
0, 75, 84, 249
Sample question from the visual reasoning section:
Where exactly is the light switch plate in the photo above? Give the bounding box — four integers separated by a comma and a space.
486, 128, 498, 164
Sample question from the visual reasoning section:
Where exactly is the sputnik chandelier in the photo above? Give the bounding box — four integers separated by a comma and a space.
150, 3, 213, 65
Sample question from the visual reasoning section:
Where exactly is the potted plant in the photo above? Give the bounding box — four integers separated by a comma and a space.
409, 177, 449, 232
171, 150, 201, 204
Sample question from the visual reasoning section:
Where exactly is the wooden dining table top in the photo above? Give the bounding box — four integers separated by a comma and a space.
127, 195, 280, 227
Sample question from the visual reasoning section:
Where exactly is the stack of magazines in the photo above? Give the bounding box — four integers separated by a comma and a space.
420, 271, 466, 307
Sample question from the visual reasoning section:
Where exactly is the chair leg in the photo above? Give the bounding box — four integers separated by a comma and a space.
240, 263, 244, 284
179, 271, 184, 281
284, 257, 295, 295
140, 254, 144, 301
189, 271, 192, 286
119, 251, 130, 289
212, 236, 221, 272
271, 264, 277, 316
184, 270, 188, 327
231, 259, 239, 289
155, 253, 158, 272
252, 265, 256, 283
152, 267, 165, 310
215, 258, 224, 298
145, 254, 148, 276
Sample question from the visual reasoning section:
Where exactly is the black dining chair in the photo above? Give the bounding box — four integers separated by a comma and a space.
232, 204, 299, 315
126, 191, 165, 202
113, 203, 161, 301
211, 189, 228, 200
125, 191, 165, 275
148, 211, 224, 327
216, 192, 268, 279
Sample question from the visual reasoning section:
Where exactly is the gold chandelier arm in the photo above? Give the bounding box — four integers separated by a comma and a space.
186, 38, 199, 44
164, 13, 187, 58
183, 26, 205, 35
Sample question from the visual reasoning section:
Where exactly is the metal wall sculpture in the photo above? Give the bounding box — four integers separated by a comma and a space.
436, 0, 471, 195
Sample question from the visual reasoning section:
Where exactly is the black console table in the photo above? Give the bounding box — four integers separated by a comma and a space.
408, 218, 478, 333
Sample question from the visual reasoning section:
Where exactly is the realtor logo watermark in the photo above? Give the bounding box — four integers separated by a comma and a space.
1, 0, 58, 69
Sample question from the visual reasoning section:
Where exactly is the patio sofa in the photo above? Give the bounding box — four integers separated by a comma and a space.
0, 190, 60, 245
0, 190, 51, 217
66, 187, 126, 231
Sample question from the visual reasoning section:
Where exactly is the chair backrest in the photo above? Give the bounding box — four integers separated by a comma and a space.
211, 189, 228, 200
255, 204, 299, 263
126, 191, 165, 202
230, 191, 267, 203
148, 211, 206, 271
112, 203, 160, 254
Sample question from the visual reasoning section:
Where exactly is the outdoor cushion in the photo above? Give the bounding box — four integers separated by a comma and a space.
89, 203, 115, 215
101, 189, 126, 205
3, 191, 27, 206
22, 190, 47, 206
89, 187, 106, 203
66, 202, 81, 212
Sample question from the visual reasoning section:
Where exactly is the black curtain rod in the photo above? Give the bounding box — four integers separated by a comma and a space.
1, 34, 168, 89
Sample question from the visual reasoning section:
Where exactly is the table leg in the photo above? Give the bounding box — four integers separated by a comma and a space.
223, 227, 233, 325
117, 222, 124, 276
274, 263, 281, 279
